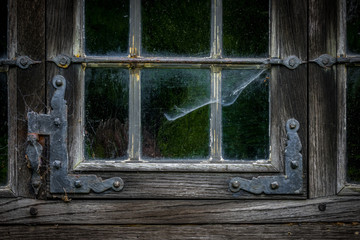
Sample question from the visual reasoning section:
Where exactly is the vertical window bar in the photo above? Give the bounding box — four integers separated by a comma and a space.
210, 0, 223, 161
128, 0, 142, 161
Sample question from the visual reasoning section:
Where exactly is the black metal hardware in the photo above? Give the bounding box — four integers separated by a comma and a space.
310, 54, 360, 68
50, 54, 305, 70
0, 56, 41, 69
229, 118, 303, 195
26, 75, 124, 195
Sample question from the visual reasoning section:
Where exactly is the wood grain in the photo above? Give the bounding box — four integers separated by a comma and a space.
1, 223, 360, 240
0, 197, 359, 225
308, 0, 338, 198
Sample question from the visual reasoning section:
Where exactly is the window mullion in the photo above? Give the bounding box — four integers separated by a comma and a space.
210, 0, 223, 161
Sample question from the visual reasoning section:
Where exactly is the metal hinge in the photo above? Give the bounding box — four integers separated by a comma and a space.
0, 56, 41, 69
26, 75, 124, 196
229, 118, 303, 195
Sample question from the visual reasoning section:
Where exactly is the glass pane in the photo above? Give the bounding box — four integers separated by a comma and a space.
0, 1, 7, 58
85, 0, 129, 55
142, 0, 211, 57
0, 73, 7, 185
223, 0, 269, 57
347, 67, 360, 182
222, 69, 269, 160
347, 0, 360, 54
85, 68, 129, 160
142, 69, 210, 159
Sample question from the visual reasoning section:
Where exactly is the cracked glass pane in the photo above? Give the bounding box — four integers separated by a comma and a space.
222, 69, 269, 160
347, 67, 360, 182
0, 73, 7, 185
223, 0, 269, 57
85, 68, 129, 160
85, 0, 129, 55
141, 69, 210, 159
0, 2, 7, 58
347, 0, 360, 54
142, 0, 211, 57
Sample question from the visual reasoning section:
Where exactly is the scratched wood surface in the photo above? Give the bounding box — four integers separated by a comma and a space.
1, 223, 360, 240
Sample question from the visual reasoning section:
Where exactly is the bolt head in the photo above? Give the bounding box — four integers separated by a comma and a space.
59, 57, 67, 66
270, 181, 279, 190
54, 118, 61, 127
322, 57, 329, 65
290, 160, 299, 169
54, 160, 61, 169
231, 180, 240, 189
74, 180, 82, 188
20, 57, 28, 66
55, 78, 63, 87
290, 123, 296, 129
30, 207, 38, 216
318, 203, 326, 211
289, 58, 296, 67
113, 181, 122, 188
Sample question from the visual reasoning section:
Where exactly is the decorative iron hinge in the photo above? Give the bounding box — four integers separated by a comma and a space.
310, 54, 360, 68
26, 75, 124, 195
229, 118, 303, 195
0, 56, 41, 69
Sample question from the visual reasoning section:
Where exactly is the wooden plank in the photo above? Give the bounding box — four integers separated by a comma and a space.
16, 0, 46, 198
308, 0, 338, 198
1, 197, 359, 224
270, 0, 308, 181
1, 223, 360, 240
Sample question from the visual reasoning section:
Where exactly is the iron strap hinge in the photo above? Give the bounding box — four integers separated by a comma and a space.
0, 56, 41, 69
229, 118, 303, 195
26, 75, 124, 196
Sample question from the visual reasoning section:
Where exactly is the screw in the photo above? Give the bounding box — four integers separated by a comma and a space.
20, 57, 28, 67
289, 58, 296, 67
53, 160, 61, 169
59, 57, 68, 66
113, 181, 122, 188
54, 118, 61, 127
30, 207, 38, 216
318, 203, 326, 211
55, 78, 63, 87
74, 180, 82, 188
231, 180, 240, 189
290, 160, 299, 169
270, 181, 279, 190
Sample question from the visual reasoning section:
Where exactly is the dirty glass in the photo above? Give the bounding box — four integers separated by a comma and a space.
85, 0, 129, 55
347, 67, 360, 182
85, 68, 129, 160
223, 0, 269, 57
0, 73, 7, 185
222, 69, 269, 160
142, 0, 211, 57
141, 69, 210, 159
347, 0, 360, 54
0, 1, 7, 58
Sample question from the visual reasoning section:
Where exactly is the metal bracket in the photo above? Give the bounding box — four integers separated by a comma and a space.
229, 119, 303, 195
310, 54, 360, 68
0, 56, 41, 69
26, 75, 124, 195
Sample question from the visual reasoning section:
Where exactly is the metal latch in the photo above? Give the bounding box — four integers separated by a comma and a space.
26, 75, 124, 196
229, 118, 303, 195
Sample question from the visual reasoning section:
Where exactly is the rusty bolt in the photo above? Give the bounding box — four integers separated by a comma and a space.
290, 160, 299, 169
270, 181, 279, 190
30, 207, 38, 216
318, 203, 326, 211
231, 180, 240, 189
54, 160, 61, 169
74, 180, 82, 188
113, 181, 122, 188
55, 78, 63, 87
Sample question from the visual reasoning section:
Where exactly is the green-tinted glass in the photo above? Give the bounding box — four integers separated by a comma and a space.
347, 0, 360, 54
85, 68, 129, 159
347, 67, 360, 182
223, 0, 269, 57
222, 69, 269, 160
141, 69, 210, 159
142, 0, 211, 57
85, 0, 129, 55
0, 2, 7, 58
0, 73, 7, 185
